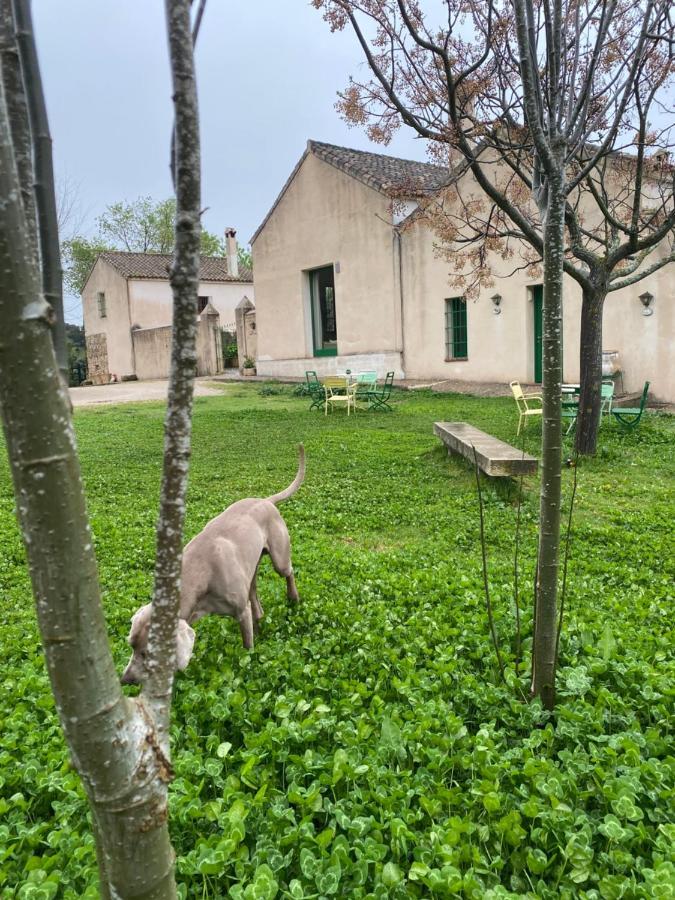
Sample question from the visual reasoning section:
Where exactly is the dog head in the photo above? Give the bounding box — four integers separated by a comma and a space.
121, 603, 196, 685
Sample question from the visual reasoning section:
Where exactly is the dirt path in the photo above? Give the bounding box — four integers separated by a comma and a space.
70, 378, 222, 408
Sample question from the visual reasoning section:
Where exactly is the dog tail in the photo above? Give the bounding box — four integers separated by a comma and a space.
267, 444, 305, 505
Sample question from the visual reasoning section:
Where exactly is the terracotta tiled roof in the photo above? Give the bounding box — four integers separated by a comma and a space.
251, 139, 453, 243
307, 139, 451, 194
99, 251, 253, 283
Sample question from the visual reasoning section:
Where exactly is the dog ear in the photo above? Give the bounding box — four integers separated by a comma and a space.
128, 604, 152, 646
175, 619, 196, 671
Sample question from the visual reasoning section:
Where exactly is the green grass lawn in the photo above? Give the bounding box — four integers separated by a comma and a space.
0, 384, 673, 899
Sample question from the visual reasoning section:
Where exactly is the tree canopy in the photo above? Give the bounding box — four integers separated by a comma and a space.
62, 196, 250, 295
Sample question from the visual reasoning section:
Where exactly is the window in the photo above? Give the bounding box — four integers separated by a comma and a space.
308, 265, 337, 356
97, 292, 106, 318
198, 295, 210, 313
445, 297, 468, 359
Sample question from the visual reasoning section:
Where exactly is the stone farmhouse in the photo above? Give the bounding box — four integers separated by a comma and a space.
251, 140, 673, 401
82, 229, 254, 384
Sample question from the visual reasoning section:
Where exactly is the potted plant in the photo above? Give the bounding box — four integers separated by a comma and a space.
224, 342, 238, 368
242, 355, 256, 377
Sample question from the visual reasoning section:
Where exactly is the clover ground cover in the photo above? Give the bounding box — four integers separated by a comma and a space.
0, 385, 673, 898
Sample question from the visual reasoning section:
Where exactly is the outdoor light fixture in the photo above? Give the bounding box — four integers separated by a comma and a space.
639, 291, 655, 316
491, 293, 503, 315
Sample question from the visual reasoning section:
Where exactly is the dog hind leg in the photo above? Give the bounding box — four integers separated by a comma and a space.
249, 568, 264, 633
267, 522, 300, 603
238, 603, 255, 650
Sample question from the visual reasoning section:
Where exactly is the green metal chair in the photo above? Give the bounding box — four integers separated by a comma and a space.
600, 381, 615, 418
353, 371, 378, 409
611, 381, 650, 429
305, 370, 324, 411
561, 404, 578, 435
367, 371, 395, 411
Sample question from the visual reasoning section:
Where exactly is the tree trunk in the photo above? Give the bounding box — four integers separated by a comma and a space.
531, 179, 565, 710
12, 0, 68, 381
0, 1, 208, 893
144, 0, 202, 746
0, 85, 178, 898
575, 286, 605, 455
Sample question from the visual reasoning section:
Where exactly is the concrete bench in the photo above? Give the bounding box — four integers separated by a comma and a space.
434, 422, 538, 477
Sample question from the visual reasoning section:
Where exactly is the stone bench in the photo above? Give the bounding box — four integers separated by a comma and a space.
434, 422, 538, 477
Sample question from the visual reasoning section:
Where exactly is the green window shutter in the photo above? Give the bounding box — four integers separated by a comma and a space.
452, 297, 467, 358
445, 297, 467, 359
444, 299, 452, 358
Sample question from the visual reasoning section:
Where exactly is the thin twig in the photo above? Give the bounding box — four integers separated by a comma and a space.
192, 0, 207, 41
530, 551, 539, 696
512, 433, 526, 678
472, 445, 506, 683
553, 451, 580, 674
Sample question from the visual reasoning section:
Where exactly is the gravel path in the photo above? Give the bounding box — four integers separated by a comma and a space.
70, 378, 222, 407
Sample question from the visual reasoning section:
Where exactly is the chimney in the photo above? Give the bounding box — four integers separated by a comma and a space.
225, 227, 239, 279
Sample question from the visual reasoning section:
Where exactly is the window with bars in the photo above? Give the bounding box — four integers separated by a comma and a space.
198, 296, 210, 313
97, 292, 107, 318
445, 297, 468, 359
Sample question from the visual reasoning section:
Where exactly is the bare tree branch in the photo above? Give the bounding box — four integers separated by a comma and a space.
11, 0, 68, 380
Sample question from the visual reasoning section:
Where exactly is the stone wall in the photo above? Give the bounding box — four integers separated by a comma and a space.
131, 304, 223, 380
132, 326, 172, 380
85, 333, 109, 385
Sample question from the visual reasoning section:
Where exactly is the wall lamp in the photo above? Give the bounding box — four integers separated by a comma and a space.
639, 291, 654, 316
491, 293, 503, 315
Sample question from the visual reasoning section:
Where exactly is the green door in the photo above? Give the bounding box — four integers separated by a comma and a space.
533, 285, 543, 384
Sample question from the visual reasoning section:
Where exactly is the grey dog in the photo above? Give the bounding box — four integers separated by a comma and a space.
121, 445, 305, 685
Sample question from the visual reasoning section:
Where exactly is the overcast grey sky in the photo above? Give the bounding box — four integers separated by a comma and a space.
33, 0, 424, 321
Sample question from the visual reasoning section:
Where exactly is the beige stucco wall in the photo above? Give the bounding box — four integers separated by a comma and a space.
82, 259, 134, 379
128, 279, 253, 333
132, 325, 172, 381
401, 220, 674, 400
252, 147, 674, 399
252, 152, 403, 377
132, 310, 223, 380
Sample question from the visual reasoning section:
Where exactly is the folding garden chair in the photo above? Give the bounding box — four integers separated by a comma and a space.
611, 381, 650, 429
353, 371, 378, 409
510, 381, 543, 435
305, 370, 324, 411
367, 371, 395, 411
600, 381, 615, 417
322, 375, 354, 416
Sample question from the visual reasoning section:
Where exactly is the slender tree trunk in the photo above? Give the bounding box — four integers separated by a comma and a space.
144, 0, 202, 747
0, 74, 178, 898
531, 177, 565, 710
575, 286, 605, 455
11, 0, 68, 381
0, 1, 205, 893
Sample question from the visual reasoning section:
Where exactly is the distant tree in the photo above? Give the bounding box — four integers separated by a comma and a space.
62, 235, 112, 295
237, 244, 253, 271
62, 196, 224, 294
65, 322, 86, 384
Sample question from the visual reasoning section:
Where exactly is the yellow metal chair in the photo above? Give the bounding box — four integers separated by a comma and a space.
322, 376, 354, 416
510, 381, 543, 435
